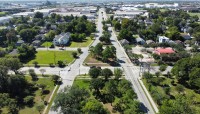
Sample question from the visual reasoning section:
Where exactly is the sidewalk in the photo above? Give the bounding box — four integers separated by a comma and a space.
138, 79, 159, 113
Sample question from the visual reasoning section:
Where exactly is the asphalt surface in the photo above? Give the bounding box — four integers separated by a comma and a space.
108, 13, 156, 114
48, 8, 105, 114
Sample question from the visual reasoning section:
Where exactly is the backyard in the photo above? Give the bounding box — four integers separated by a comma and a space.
27, 51, 75, 65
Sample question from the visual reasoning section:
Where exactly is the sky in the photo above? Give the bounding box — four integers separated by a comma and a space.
0, 0, 199, 2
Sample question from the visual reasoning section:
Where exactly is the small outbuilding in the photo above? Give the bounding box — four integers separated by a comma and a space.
119, 39, 129, 46
136, 37, 145, 45
16, 40, 25, 46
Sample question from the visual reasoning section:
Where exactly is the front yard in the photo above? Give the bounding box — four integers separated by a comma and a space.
69, 37, 93, 47
27, 51, 75, 65
41, 42, 53, 47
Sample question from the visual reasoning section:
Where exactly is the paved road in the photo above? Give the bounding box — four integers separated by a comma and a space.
48, 8, 105, 114
107, 12, 157, 114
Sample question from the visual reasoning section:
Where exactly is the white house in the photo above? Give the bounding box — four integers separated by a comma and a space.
53, 32, 70, 46
158, 36, 170, 43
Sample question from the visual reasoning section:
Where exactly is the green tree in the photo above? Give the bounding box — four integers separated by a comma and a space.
189, 68, 200, 92
114, 21, 121, 31
118, 29, 133, 41
45, 30, 56, 41
77, 48, 82, 53
175, 84, 184, 94
193, 32, 200, 45
51, 75, 60, 85
29, 69, 37, 81
102, 46, 113, 62
101, 68, 113, 81
114, 68, 123, 80
160, 95, 194, 114
17, 44, 36, 61
0, 66, 8, 91
19, 29, 37, 43
90, 78, 104, 95
82, 99, 108, 114
23, 96, 34, 106
89, 67, 101, 78
34, 12, 43, 19
0, 58, 22, 74
36, 104, 44, 114
93, 43, 103, 59
72, 52, 78, 58
52, 86, 90, 114
6, 30, 17, 44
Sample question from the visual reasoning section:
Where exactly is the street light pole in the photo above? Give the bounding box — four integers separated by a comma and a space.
79, 64, 80, 76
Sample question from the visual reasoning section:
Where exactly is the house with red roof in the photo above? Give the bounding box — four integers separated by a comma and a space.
154, 47, 175, 55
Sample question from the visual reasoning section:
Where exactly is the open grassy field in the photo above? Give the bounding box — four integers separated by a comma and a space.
83, 54, 112, 66
69, 37, 93, 47
188, 12, 200, 18
19, 76, 55, 114
27, 51, 75, 65
0, 12, 7, 16
41, 42, 53, 47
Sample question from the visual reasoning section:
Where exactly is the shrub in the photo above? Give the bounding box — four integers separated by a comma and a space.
24, 96, 34, 106
77, 48, 82, 54
49, 63, 54, 67
50, 44, 55, 48
57, 60, 64, 67
32, 61, 38, 67
159, 65, 167, 72
72, 52, 77, 58
29, 69, 37, 81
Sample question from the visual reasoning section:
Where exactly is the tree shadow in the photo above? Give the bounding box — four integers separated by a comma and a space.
140, 103, 149, 113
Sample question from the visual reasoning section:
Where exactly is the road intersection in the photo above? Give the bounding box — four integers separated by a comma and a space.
19, 8, 158, 114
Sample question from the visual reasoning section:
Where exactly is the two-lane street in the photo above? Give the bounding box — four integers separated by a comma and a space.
106, 10, 157, 114
48, 8, 105, 114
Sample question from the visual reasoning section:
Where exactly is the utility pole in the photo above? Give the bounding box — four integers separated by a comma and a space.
79, 64, 80, 76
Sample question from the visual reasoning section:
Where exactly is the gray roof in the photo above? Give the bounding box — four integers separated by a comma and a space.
119, 39, 129, 45
17, 40, 24, 43
146, 40, 155, 44
33, 40, 41, 43
136, 38, 145, 42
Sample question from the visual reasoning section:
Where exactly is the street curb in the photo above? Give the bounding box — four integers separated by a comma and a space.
138, 79, 159, 113
42, 85, 59, 114
111, 26, 159, 113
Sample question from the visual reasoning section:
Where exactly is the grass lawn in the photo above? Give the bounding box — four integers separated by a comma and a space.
45, 85, 60, 114
69, 37, 93, 47
27, 51, 75, 65
188, 12, 200, 18
41, 42, 53, 47
73, 79, 91, 91
19, 76, 55, 114
0, 12, 7, 16
0, 26, 6, 29
84, 54, 112, 66
160, 9, 168, 12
